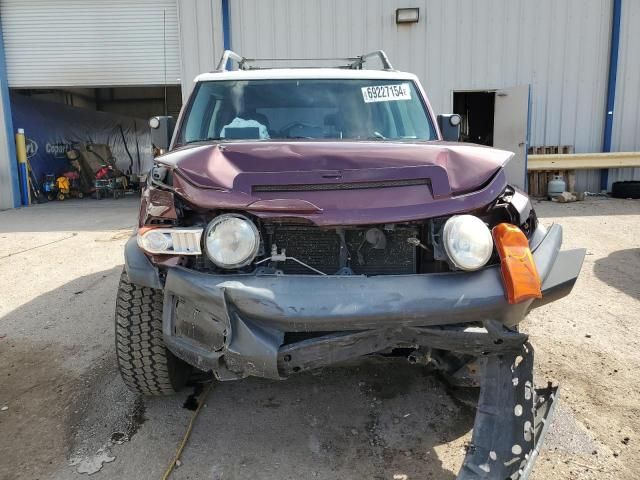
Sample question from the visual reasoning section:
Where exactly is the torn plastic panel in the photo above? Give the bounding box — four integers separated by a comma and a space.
457, 343, 558, 480
483, 186, 537, 237
139, 186, 178, 226
277, 322, 527, 377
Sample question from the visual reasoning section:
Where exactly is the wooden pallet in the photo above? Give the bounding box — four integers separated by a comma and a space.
527, 146, 574, 197
528, 146, 574, 155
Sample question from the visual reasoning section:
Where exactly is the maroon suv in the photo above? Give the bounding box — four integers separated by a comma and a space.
116, 51, 584, 479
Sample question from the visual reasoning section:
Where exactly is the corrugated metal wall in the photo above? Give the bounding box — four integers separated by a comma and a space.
178, 0, 639, 192
177, 0, 224, 100
227, 0, 614, 192
0, 0, 181, 87
608, 0, 640, 189
229, 0, 610, 151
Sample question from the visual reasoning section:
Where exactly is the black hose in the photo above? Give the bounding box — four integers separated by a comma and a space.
134, 120, 141, 174
118, 124, 134, 175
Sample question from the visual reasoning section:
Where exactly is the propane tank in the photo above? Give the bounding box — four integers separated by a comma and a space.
547, 175, 566, 199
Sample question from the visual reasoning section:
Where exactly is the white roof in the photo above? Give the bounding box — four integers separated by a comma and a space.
194, 68, 419, 83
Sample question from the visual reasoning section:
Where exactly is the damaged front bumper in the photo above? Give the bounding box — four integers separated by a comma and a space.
124, 223, 583, 380
125, 222, 582, 479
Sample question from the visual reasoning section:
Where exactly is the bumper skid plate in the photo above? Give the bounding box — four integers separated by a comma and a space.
457, 343, 558, 480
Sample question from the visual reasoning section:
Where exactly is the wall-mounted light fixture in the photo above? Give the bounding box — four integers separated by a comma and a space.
396, 7, 420, 24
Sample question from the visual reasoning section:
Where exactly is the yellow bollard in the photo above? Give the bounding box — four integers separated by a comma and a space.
15, 128, 27, 162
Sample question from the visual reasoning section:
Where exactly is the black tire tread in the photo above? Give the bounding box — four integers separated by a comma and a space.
115, 269, 185, 395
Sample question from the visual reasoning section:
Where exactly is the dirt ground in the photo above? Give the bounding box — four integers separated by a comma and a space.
0, 196, 638, 480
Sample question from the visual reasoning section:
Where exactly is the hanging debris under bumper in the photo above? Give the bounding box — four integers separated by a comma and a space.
458, 343, 558, 480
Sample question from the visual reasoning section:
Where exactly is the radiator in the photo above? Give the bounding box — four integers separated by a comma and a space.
266, 224, 418, 275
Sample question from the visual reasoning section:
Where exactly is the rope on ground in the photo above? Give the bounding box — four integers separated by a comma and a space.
160, 381, 214, 480
0, 233, 77, 260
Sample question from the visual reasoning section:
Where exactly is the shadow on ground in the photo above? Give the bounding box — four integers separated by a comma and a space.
593, 248, 640, 301
161, 359, 476, 480
0, 267, 128, 480
0, 266, 476, 480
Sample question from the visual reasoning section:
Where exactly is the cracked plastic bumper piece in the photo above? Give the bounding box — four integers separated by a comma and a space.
457, 343, 558, 480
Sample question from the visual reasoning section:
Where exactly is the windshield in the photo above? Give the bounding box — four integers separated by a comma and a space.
176, 79, 437, 145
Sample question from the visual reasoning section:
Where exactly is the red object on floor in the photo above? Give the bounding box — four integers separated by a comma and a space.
95, 167, 111, 179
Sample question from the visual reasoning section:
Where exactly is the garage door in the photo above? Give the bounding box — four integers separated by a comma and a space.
0, 0, 180, 87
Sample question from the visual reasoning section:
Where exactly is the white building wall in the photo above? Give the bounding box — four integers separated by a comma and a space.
608, 0, 640, 189
177, 0, 224, 101
230, 0, 611, 151
228, 0, 615, 192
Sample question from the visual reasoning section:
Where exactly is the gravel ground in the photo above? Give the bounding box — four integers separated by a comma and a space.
0, 196, 638, 480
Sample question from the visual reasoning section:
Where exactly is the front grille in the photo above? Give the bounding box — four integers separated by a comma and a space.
252, 178, 430, 193
266, 224, 418, 275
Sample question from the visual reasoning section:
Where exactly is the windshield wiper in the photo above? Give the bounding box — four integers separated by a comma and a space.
180, 137, 223, 145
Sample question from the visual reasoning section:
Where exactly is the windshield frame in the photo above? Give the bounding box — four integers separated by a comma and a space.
172, 77, 438, 148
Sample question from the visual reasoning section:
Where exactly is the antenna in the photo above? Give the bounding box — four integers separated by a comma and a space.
163, 9, 167, 116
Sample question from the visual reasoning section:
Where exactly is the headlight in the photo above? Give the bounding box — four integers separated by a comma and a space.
137, 227, 203, 255
204, 214, 260, 268
442, 215, 493, 271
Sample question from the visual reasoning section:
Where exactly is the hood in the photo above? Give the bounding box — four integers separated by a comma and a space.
160, 140, 511, 194
157, 141, 512, 226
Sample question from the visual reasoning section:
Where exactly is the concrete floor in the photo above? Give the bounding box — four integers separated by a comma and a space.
0, 196, 638, 479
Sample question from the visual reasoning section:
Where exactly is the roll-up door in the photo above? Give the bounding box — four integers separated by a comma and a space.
0, 0, 180, 87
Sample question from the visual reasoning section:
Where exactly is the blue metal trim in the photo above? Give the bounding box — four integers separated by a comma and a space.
222, 0, 231, 51
19, 162, 29, 206
0, 20, 21, 208
601, 0, 622, 191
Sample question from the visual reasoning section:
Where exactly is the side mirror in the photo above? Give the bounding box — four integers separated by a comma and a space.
149, 116, 175, 153
437, 114, 462, 142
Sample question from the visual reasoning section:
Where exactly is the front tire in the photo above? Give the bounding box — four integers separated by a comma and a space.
115, 270, 191, 395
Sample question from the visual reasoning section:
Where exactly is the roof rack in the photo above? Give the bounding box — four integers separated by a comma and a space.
215, 50, 394, 72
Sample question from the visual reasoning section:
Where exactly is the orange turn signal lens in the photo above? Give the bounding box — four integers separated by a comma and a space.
492, 223, 542, 304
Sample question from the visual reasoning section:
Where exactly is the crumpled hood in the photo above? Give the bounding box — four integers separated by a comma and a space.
159, 140, 512, 194
155, 140, 512, 226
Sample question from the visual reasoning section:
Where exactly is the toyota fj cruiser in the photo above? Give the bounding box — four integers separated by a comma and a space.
116, 50, 584, 479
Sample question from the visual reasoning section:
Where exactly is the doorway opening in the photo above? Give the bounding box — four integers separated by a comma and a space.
453, 91, 495, 146
13, 86, 182, 119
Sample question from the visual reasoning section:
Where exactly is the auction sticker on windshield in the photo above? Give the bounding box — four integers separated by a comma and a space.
361, 83, 411, 103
